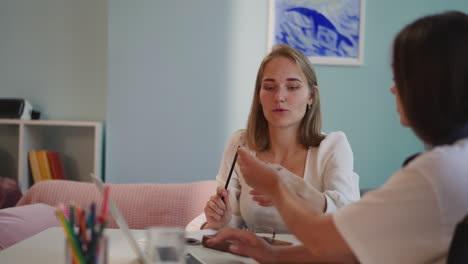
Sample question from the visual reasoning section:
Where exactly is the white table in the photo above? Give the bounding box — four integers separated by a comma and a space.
0, 227, 299, 263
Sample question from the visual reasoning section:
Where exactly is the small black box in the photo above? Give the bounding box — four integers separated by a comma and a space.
0, 99, 33, 119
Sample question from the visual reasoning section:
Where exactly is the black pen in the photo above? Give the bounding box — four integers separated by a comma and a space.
222, 149, 239, 201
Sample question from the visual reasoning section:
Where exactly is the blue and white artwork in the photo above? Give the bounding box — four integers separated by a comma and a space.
269, 0, 365, 65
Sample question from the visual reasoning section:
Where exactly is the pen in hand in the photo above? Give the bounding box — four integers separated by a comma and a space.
221, 149, 239, 201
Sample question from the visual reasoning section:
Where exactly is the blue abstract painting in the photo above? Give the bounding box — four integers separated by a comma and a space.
269, 0, 365, 65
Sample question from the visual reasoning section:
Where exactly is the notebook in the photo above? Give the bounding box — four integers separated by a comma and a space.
90, 173, 205, 264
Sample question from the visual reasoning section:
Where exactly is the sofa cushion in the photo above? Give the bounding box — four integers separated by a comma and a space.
17, 180, 216, 230
0, 203, 60, 250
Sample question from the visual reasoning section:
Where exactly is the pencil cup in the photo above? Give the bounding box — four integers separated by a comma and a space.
65, 235, 108, 264
146, 227, 185, 264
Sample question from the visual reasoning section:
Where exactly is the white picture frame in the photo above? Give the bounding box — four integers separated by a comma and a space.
268, 0, 366, 66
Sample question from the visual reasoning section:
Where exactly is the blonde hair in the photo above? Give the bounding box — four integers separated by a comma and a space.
246, 44, 325, 151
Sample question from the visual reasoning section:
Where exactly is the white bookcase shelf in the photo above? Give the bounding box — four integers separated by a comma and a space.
0, 119, 104, 193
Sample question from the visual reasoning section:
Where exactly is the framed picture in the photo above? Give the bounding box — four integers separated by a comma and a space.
268, 0, 366, 66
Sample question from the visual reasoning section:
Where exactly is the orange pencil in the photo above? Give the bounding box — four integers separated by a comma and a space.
76, 207, 88, 243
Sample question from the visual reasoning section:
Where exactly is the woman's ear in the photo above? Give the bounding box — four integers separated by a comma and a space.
309, 85, 319, 104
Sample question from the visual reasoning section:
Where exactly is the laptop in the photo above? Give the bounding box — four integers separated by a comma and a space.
90, 173, 205, 264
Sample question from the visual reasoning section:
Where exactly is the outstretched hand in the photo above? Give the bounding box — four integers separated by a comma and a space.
237, 147, 281, 197
205, 228, 277, 263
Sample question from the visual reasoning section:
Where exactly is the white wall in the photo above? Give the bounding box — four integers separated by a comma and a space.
224, 1, 270, 136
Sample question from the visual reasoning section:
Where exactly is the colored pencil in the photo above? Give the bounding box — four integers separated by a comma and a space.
76, 207, 88, 243
55, 209, 86, 264
99, 185, 110, 223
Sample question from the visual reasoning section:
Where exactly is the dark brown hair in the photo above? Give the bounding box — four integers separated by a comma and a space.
246, 44, 325, 151
392, 11, 468, 145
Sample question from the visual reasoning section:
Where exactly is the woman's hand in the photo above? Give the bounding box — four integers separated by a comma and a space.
250, 190, 274, 207
206, 228, 278, 263
203, 186, 232, 229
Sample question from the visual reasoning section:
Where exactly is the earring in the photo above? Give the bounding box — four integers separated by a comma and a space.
307, 104, 311, 110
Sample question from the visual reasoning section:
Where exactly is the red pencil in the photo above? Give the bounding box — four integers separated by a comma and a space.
98, 185, 110, 223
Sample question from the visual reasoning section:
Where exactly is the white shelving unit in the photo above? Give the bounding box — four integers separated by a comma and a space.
0, 119, 104, 193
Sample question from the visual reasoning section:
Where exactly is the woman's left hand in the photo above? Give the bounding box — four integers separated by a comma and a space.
250, 190, 274, 207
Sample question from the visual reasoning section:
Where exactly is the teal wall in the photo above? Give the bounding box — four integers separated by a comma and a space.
106, 0, 233, 183
1, 0, 467, 188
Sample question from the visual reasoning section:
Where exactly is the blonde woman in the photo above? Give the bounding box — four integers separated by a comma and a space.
187, 44, 360, 233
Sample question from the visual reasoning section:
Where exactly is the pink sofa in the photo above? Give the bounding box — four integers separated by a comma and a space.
0, 179, 216, 250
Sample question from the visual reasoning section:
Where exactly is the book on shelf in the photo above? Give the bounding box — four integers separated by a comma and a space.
36, 150, 53, 181
47, 151, 66, 180
28, 150, 42, 183
28, 149, 67, 182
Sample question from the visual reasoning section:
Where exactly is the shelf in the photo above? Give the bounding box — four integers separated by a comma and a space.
0, 119, 104, 193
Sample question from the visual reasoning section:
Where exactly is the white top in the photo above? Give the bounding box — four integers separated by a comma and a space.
187, 129, 360, 233
333, 138, 468, 264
